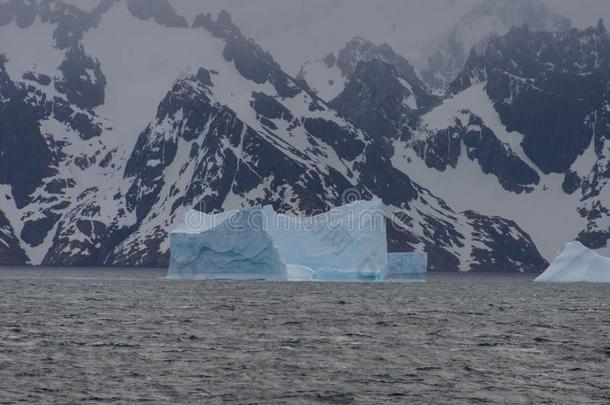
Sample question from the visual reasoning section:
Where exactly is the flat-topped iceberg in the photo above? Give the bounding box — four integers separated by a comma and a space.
381, 252, 427, 282
167, 199, 427, 282
263, 199, 388, 281
167, 207, 287, 280
534, 241, 610, 283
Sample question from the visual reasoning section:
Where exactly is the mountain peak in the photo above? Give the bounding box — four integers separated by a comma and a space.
420, 0, 570, 90
597, 18, 607, 34
217, 9, 232, 26
193, 9, 241, 39
297, 36, 429, 102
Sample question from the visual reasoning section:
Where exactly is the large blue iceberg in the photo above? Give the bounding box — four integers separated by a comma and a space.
262, 199, 388, 281
167, 199, 427, 282
381, 252, 427, 282
168, 207, 287, 280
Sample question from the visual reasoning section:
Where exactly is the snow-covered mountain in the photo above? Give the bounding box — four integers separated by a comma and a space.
297, 37, 437, 107
322, 16, 610, 260
448, 20, 610, 254
0, 0, 552, 272
420, 0, 571, 91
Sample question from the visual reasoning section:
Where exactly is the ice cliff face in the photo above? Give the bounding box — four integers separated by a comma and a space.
168, 207, 287, 280
535, 241, 610, 283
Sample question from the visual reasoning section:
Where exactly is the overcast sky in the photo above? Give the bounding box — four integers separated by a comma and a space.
59, 0, 610, 73
168, 0, 610, 72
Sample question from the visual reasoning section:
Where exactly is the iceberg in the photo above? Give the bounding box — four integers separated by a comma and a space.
167, 207, 287, 280
534, 241, 610, 283
380, 252, 427, 282
263, 199, 388, 281
167, 199, 427, 282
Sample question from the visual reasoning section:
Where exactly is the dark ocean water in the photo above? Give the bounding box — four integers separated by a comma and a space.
0, 268, 609, 404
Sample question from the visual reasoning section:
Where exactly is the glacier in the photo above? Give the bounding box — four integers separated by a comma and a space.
168, 199, 427, 282
534, 242, 610, 283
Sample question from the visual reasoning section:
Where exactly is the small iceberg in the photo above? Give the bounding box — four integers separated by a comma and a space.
167, 199, 427, 282
381, 252, 427, 282
534, 241, 610, 283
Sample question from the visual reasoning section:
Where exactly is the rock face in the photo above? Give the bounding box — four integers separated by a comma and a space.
126, 0, 187, 28
451, 23, 610, 174
0, 210, 27, 265
535, 242, 610, 283
0, 1, 559, 272
331, 59, 439, 140
167, 207, 287, 280
420, 0, 571, 91
415, 107, 541, 194
298, 37, 437, 105
442, 22, 610, 255
0, 56, 56, 208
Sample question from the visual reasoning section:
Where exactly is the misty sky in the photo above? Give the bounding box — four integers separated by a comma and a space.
174, 0, 610, 73
64, 0, 610, 73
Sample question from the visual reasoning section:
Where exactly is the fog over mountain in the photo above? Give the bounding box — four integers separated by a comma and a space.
51, 0, 609, 73
1, 0, 610, 272
166, 0, 610, 73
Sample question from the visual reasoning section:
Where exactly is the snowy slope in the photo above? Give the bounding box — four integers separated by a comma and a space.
395, 23, 610, 259
395, 83, 587, 258
0, 0, 547, 272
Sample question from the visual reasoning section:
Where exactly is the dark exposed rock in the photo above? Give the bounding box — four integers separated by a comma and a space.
192, 12, 215, 31
0, 0, 37, 29
465, 211, 548, 272
127, 0, 187, 28
0, 209, 28, 265
195, 10, 302, 99
37, 0, 115, 49
56, 45, 106, 110
21, 211, 60, 247
577, 229, 610, 250
462, 115, 540, 193
422, 0, 571, 91
23, 71, 51, 86
0, 58, 55, 208
251, 92, 293, 121
414, 111, 539, 193
303, 118, 365, 161
331, 59, 421, 141
336, 37, 426, 90
562, 170, 582, 194
50, 97, 102, 140
450, 24, 610, 174
357, 140, 418, 206
413, 128, 462, 172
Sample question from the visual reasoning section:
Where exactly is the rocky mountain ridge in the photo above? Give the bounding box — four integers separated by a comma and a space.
1, 0, 606, 272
